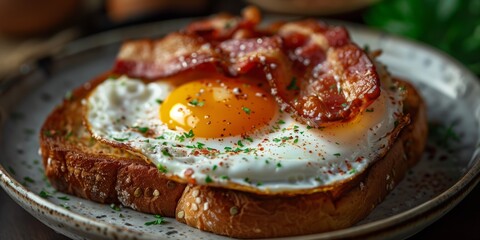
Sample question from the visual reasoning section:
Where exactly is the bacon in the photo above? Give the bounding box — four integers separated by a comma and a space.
273, 21, 380, 125
112, 11, 380, 126
114, 33, 218, 80
185, 6, 261, 41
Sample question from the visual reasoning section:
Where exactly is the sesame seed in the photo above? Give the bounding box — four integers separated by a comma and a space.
229, 206, 238, 215
192, 189, 199, 198
191, 203, 198, 211
203, 202, 209, 211
177, 211, 185, 219
195, 197, 202, 204
134, 188, 142, 197
153, 189, 160, 197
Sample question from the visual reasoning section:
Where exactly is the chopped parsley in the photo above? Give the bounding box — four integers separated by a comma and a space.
243, 148, 252, 153
293, 138, 299, 144
242, 107, 251, 115
287, 77, 300, 90
333, 153, 341, 157
176, 130, 195, 142
113, 137, 129, 142
306, 126, 313, 129
349, 168, 357, 174
60, 204, 70, 210
276, 162, 282, 168
196, 142, 205, 149
133, 126, 149, 133
363, 44, 370, 53
205, 175, 213, 183
57, 196, 70, 201
245, 137, 253, 142
23, 176, 35, 183
157, 164, 168, 173
184, 130, 195, 138
212, 165, 218, 171
39, 190, 52, 199
276, 119, 286, 124
156, 99, 164, 104
188, 98, 205, 107
221, 175, 230, 180
161, 149, 173, 157
237, 140, 244, 147
145, 215, 166, 226
43, 130, 54, 137
110, 203, 121, 211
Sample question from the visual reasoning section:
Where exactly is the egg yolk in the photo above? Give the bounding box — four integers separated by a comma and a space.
160, 77, 277, 138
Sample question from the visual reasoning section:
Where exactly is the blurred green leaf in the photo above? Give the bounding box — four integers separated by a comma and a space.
364, 0, 480, 75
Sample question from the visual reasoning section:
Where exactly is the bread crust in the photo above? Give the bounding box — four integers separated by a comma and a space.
40, 75, 427, 237
40, 73, 186, 216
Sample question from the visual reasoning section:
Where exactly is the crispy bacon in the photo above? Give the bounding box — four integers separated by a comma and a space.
274, 21, 380, 125
114, 33, 219, 80
185, 6, 261, 41
112, 9, 380, 126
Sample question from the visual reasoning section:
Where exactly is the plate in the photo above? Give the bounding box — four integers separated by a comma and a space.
0, 19, 479, 240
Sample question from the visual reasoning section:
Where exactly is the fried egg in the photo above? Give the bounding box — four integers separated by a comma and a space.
85, 72, 404, 193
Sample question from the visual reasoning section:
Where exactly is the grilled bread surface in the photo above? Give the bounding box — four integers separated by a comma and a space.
40, 74, 427, 238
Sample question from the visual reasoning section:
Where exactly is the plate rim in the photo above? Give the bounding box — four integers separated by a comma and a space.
0, 18, 479, 240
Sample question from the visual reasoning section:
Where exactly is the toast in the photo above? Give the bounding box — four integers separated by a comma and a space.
40, 73, 426, 237
40, 7, 427, 238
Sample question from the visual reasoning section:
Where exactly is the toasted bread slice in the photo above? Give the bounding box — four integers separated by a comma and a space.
175, 80, 427, 238
40, 74, 427, 237
40, 73, 186, 217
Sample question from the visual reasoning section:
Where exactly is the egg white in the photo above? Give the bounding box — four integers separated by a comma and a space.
85, 75, 404, 193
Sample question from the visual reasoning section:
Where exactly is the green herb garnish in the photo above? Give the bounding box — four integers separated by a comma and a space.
133, 126, 149, 133
145, 215, 166, 226
205, 175, 213, 183
189, 99, 205, 107
287, 77, 300, 90
39, 190, 52, 199
157, 164, 168, 173
161, 149, 173, 157
242, 107, 251, 115
110, 203, 121, 211
113, 137, 129, 142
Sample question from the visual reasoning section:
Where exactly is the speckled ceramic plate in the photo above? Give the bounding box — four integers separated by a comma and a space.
0, 18, 479, 240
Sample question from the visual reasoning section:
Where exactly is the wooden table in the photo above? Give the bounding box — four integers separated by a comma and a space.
1, 185, 479, 239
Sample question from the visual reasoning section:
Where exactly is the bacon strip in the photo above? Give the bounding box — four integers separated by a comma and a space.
274, 21, 380, 125
112, 11, 380, 126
